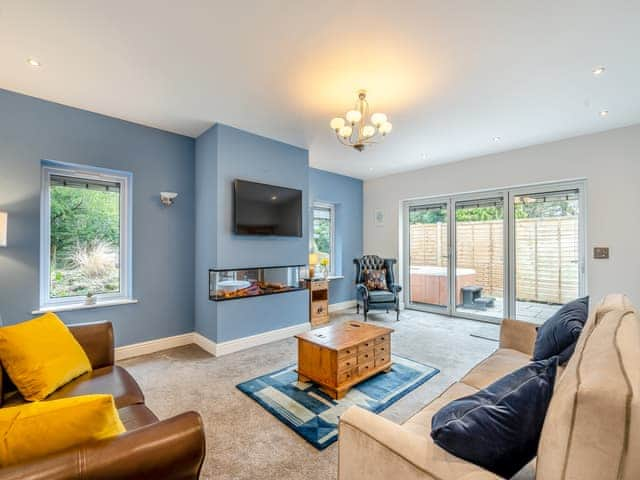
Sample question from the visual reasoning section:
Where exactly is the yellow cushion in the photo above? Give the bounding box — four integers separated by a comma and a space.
0, 394, 125, 466
0, 313, 92, 401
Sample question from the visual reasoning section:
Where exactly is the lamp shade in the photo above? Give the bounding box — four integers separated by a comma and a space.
308, 253, 319, 266
0, 212, 7, 247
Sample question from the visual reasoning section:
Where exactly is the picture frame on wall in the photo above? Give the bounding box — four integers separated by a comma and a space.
374, 209, 384, 227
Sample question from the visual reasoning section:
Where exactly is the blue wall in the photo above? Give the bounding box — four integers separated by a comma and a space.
0, 89, 195, 346
0, 89, 363, 348
194, 124, 310, 342
308, 168, 363, 304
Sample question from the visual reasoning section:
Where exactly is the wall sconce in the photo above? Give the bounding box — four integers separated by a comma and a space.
0, 212, 7, 247
160, 192, 178, 207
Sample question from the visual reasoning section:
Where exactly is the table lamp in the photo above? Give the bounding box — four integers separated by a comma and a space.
308, 252, 319, 278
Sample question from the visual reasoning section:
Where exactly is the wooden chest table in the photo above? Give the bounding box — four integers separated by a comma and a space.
295, 321, 394, 399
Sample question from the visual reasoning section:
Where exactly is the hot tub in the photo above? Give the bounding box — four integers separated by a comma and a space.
410, 265, 476, 306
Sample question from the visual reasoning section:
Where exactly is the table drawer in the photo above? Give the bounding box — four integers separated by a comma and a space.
375, 355, 390, 367
310, 280, 329, 291
358, 360, 375, 377
375, 334, 390, 344
337, 355, 357, 373
358, 339, 375, 353
357, 350, 374, 364
338, 367, 357, 384
337, 346, 357, 359
375, 342, 390, 357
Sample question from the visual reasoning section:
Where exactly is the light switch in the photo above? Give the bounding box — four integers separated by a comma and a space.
593, 247, 609, 259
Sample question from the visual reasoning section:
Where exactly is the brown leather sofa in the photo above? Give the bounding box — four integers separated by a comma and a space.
0, 321, 206, 479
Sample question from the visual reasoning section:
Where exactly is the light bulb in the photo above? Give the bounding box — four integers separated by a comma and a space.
362, 125, 376, 138
339, 126, 353, 138
330, 117, 345, 130
371, 113, 387, 127
379, 121, 393, 135
345, 110, 362, 124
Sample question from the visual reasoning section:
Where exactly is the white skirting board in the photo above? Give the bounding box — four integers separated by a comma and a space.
115, 300, 357, 361
115, 322, 311, 361
114, 332, 194, 361
328, 300, 356, 313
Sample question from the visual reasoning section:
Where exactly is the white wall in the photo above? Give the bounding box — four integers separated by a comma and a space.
364, 124, 640, 306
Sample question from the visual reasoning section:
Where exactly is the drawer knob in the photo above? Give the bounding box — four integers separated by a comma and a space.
364, 354, 369, 358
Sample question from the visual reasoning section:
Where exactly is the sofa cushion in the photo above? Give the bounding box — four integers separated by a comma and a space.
0, 313, 92, 401
533, 296, 589, 364
117, 404, 159, 431
368, 289, 395, 303
431, 358, 557, 478
0, 394, 124, 466
48, 365, 144, 408
537, 294, 639, 480
460, 348, 531, 390
403, 382, 478, 437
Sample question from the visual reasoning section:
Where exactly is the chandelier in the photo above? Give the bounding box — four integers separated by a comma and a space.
330, 90, 392, 152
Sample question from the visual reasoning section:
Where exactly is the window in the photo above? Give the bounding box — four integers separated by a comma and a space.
312, 202, 335, 275
39, 161, 132, 310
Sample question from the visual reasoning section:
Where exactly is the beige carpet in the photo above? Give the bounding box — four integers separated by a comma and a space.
120, 308, 497, 480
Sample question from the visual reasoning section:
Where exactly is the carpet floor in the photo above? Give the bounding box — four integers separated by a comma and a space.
120, 308, 498, 480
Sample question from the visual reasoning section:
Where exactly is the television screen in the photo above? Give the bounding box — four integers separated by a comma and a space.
234, 180, 303, 237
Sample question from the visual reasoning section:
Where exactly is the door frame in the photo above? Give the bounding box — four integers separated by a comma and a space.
401, 178, 588, 324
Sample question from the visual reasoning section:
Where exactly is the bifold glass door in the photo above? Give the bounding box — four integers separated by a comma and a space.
407, 203, 449, 311
453, 196, 505, 322
403, 181, 586, 323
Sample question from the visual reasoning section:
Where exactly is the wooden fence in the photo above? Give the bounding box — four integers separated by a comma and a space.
409, 217, 579, 304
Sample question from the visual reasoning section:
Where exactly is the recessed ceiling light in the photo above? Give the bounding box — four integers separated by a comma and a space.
592, 66, 606, 76
492, 136, 502, 142
599, 110, 609, 117
27, 58, 41, 67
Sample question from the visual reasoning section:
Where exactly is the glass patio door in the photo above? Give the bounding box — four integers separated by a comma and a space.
452, 195, 506, 323
406, 202, 450, 312
509, 186, 585, 324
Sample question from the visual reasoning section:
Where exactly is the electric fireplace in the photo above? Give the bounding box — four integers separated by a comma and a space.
209, 265, 305, 301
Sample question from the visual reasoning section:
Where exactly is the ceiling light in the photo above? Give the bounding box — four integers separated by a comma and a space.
492, 136, 501, 142
592, 66, 606, 76
27, 58, 41, 67
330, 90, 392, 152
599, 110, 609, 117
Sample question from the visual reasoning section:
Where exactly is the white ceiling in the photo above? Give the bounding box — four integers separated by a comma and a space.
1, 1, 639, 180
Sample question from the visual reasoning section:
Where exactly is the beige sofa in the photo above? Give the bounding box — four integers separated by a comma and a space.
338, 294, 638, 480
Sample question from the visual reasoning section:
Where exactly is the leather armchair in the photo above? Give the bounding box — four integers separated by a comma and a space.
354, 255, 402, 321
0, 321, 206, 480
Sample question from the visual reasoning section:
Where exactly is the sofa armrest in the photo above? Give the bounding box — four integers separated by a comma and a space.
499, 318, 538, 357
68, 321, 114, 369
390, 284, 402, 294
0, 412, 206, 480
339, 406, 500, 480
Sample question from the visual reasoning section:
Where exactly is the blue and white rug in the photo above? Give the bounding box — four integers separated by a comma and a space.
237, 355, 439, 449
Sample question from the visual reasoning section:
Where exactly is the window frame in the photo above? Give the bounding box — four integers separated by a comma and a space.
39, 160, 133, 310
312, 201, 336, 276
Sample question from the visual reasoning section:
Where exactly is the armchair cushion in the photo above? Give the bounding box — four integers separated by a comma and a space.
0, 394, 125, 467
368, 290, 396, 303
365, 269, 388, 291
0, 313, 92, 401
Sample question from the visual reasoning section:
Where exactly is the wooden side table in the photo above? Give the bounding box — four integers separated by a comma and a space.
305, 279, 329, 326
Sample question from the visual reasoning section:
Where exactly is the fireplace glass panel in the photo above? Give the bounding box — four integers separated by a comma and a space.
209, 265, 305, 301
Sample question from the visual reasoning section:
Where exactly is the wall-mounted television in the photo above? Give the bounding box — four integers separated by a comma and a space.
233, 179, 303, 237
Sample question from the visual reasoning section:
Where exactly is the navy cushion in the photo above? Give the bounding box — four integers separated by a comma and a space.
533, 296, 589, 364
431, 358, 557, 478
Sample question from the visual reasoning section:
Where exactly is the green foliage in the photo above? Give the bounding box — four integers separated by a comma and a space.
313, 218, 331, 254
50, 186, 120, 266
410, 200, 578, 225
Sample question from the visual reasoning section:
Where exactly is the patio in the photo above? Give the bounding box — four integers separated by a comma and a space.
457, 297, 561, 324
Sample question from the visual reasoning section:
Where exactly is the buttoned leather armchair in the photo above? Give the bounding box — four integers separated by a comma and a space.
354, 255, 402, 321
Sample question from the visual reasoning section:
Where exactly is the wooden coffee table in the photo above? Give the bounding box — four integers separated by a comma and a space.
295, 321, 394, 399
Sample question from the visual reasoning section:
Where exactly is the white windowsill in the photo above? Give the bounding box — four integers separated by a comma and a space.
32, 298, 139, 315
308, 275, 344, 281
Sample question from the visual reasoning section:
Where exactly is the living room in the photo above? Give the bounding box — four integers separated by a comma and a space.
0, 2, 638, 479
